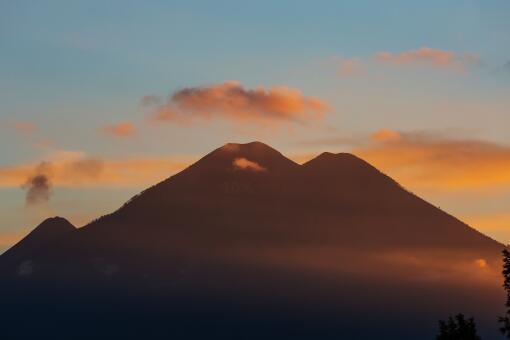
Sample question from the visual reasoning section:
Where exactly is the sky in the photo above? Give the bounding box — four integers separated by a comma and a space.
1, 0, 510, 252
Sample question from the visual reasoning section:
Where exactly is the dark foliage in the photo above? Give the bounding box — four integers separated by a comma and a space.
499, 248, 510, 337
436, 314, 481, 340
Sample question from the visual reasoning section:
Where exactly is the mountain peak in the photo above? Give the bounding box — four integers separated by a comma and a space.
218, 141, 285, 159
185, 141, 299, 175
221, 141, 273, 150
34, 216, 76, 231
303, 151, 371, 169
19, 217, 75, 247
300, 151, 399, 190
0, 217, 76, 261
33, 217, 76, 235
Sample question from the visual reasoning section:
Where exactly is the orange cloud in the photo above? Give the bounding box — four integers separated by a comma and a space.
374, 47, 479, 70
233, 158, 266, 172
149, 81, 328, 125
0, 151, 191, 189
370, 129, 402, 143
13, 122, 37, 135
102, 122, 136, 138
354, 129, 510, 191
337, 58, 365, 77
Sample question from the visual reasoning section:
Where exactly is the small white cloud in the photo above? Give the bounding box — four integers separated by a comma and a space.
233, 158, 266, 172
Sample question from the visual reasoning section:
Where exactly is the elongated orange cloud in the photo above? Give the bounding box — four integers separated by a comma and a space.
102, 122, 136, 137
355, 129, 510, 191
370, 129, 402, 142
374, 47, 479, 70
0, 151, 191, 189
149, 81, 328, 125
13, 122, 37, 135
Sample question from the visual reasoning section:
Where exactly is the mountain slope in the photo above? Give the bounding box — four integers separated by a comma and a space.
0, 142, 505, 340
0, 217, 76, 275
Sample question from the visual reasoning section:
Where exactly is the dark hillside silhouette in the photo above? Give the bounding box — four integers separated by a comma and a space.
499, 248, 510, 338
0, 217, 75, 272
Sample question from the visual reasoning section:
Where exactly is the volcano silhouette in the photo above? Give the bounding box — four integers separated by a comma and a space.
0, 142, 504, 340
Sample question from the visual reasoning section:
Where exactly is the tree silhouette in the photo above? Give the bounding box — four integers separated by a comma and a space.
436, 314, 481, 340
499, 248, 510, 338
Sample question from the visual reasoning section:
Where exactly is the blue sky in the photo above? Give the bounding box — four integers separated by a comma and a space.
1, 0, 510, 250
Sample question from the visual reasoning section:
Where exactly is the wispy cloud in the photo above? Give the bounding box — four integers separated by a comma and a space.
146, 81, 328, 126
13, 122, 37, 135
334, 47, 480, 76
296, 129, 510, 192
17, 155, 103, 204
355, 129, 510, 191
337, 58, 365, 77
370, 129, 403, 143
373, 47, 480, 70
0, 150, 191, 189
102, 122, 136, 138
